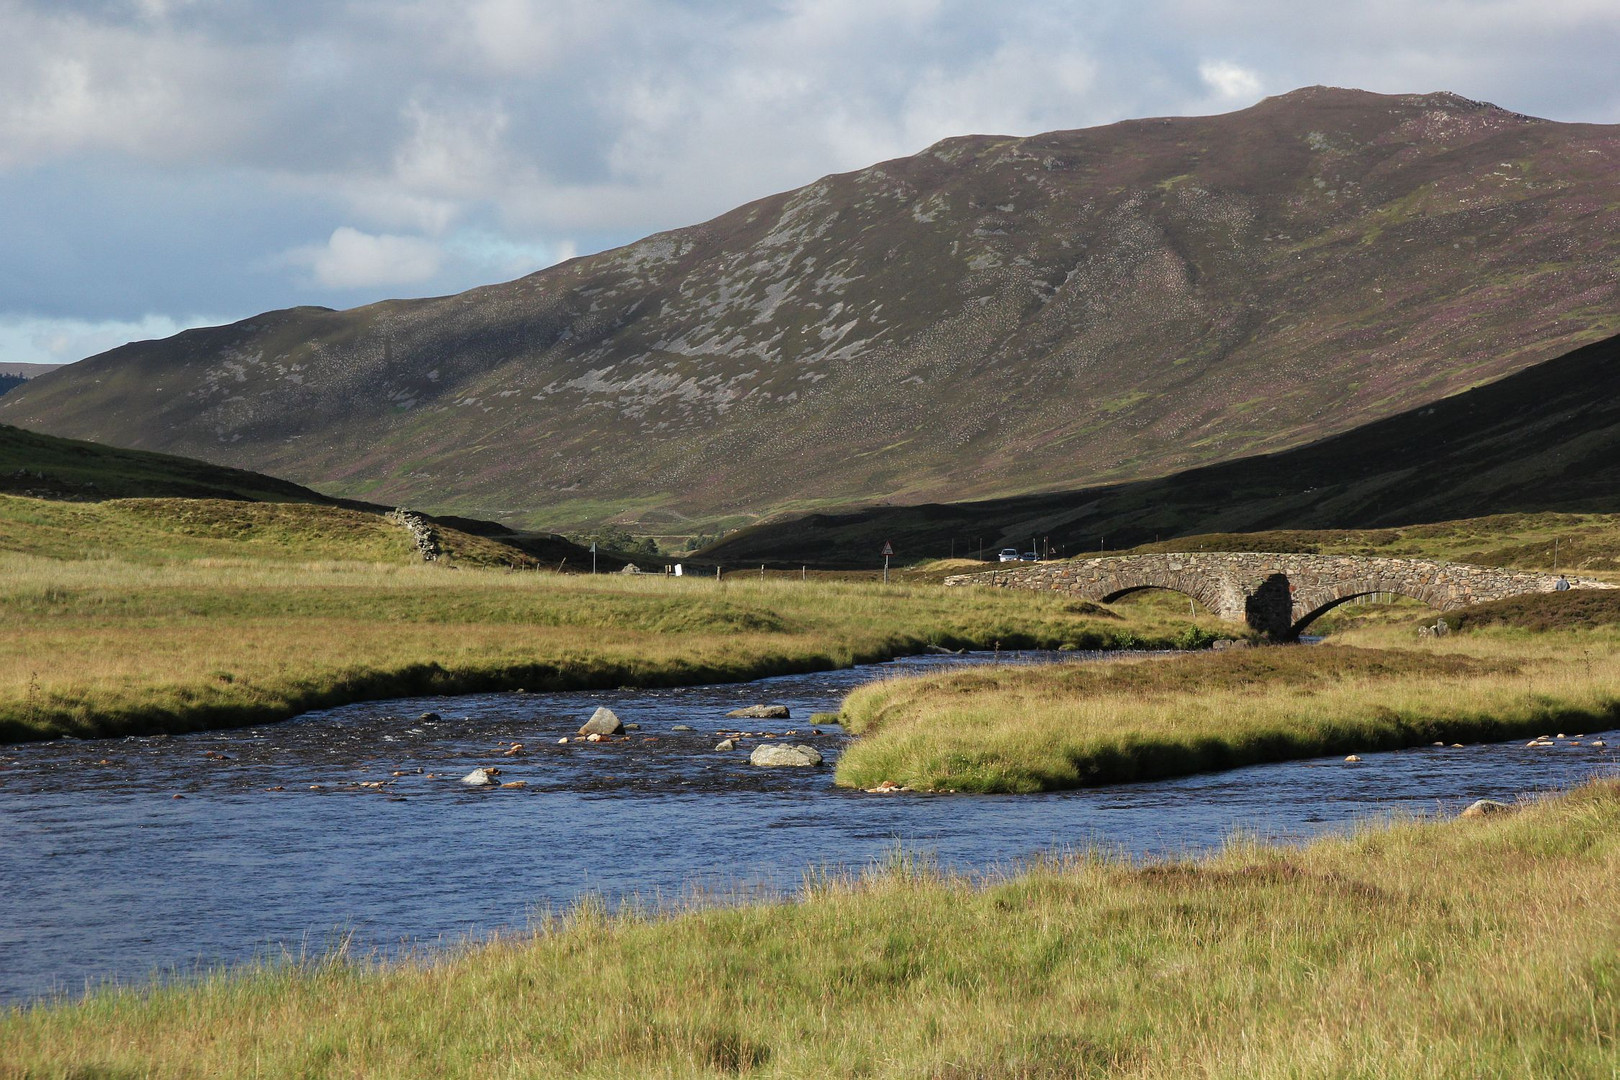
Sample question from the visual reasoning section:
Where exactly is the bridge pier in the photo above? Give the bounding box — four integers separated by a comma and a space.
944, 553, 1613, 639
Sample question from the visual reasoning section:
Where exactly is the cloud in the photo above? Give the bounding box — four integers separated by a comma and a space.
0, 313, 228, 366
283, 227, 445, 290
1199, 60, 1263, 100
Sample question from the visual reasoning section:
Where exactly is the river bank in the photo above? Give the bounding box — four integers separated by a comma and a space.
0, 552, 1222, 743
6, 778, 1616, 1077
834, 624, 1620, 792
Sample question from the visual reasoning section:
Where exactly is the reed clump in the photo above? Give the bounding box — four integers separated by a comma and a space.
833, 630, 1620, 792
4, 781, 1617, 1077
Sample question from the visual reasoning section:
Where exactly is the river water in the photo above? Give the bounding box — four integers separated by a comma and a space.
2, 650, 1616, 1006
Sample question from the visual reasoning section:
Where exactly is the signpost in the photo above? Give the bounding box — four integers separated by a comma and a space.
590, 541, 597, 575
881, 540, 894, 584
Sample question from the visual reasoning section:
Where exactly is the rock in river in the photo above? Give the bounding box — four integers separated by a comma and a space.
728, 704, 791, 720
750, 743, 824, 767
579, 707, 625, 736
1460, 799, 1515, 818
714, 738, 738, 752
461, 768, 498, 787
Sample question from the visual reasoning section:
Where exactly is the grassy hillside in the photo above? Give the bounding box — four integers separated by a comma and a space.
7, 781, 1617, 1076
707, 330, 1620, 565
0, 422, 338, 503
0, 423, 613, 568
7, 88, 1620, 533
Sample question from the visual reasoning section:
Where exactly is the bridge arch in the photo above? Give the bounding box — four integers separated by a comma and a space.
1098, 583, 1217, 613
1080, 570, 1233, 621
1288, 578, 1451, 637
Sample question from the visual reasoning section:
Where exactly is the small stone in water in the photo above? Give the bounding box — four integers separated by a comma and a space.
1344, 755, 1362, 763
419, 712, 441, 723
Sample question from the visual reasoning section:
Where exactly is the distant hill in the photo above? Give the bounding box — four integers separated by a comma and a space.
0, 424, 609, 568
0, 363, 64, 378
702, 330, 1620, 565
5, 87, 1618, 533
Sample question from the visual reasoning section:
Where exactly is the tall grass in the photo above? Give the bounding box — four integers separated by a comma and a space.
5, 781, 1617, 1077
0, 551, 1222, 742
834, 629, 1620, 792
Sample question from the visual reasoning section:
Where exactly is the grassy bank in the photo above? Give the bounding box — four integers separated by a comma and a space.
5, 781, 1617, 1077
833, 626, 1620, 793
0, 551, 1220, 742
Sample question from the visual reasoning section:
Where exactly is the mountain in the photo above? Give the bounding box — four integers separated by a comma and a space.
701, 329, 1620, 565
5, 87, 1619, 533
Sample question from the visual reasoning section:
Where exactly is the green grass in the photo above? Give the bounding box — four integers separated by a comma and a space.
5, 781, 1617, 1077
0, 545, 1220, 743
1116, 512, 1620, 573
0, 494, 549, 568
832, 629, 1620, 793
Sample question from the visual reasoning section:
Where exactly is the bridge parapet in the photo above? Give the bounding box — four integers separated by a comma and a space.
944, 553, 1615, 638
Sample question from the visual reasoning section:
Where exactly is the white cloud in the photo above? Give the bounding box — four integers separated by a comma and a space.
283, 227, 445, 290
1199, 60, 1263, 100
0, 313, 229, 366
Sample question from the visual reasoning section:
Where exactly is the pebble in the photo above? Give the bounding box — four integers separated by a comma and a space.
419, 712, 441, 723
171, 794, 185, 799
672, 725, 694, 732
557, 737, 569, 744
1450, 743, 1465, 749
1344, 755, 1362, 763
503, 744, 525, 756
714, 738, 737, 751
585, 733, 604, 743
500, 781, 527, 789
1592, 740, 1608, 748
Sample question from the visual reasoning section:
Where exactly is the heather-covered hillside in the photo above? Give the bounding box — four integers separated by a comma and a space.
8, 88, 1619, 531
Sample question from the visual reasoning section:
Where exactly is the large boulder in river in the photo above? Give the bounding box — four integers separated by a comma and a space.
728, 704, 790, 720
578, 707, 624, 736
460, 768, 498, 787
750, 743, 824, 767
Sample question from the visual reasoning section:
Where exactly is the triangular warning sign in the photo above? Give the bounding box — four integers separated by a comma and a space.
880, 540, 895, 557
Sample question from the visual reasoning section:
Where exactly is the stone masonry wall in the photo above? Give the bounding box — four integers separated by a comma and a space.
945, 553, 1615, 637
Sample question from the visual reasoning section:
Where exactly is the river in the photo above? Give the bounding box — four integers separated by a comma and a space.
1, 650, 1615, 1006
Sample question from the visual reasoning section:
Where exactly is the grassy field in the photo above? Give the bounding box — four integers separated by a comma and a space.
832, 603, 1620, 792
1113, 511, 1620, 574
0, 545, 1220, 743
5, 780, 1616, 1077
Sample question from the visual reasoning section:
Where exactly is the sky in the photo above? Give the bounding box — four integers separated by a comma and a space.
3, 0, 1618, 367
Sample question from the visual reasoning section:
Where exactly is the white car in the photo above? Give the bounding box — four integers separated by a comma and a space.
997, 548, 1021, 562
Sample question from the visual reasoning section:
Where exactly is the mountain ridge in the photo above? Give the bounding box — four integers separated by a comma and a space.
701, 329, 1620, 565
6, 87, 1619, 531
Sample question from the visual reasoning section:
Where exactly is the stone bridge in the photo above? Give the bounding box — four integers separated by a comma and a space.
944, 553, 1614, 639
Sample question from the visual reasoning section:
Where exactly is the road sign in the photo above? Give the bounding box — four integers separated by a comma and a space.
880, 541, 894, 556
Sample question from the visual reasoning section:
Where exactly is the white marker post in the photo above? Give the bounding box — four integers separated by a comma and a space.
590, 540, 597, 575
